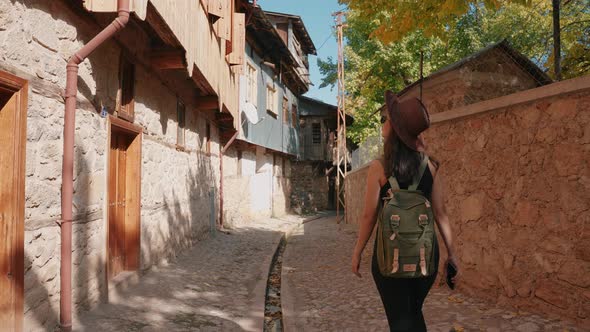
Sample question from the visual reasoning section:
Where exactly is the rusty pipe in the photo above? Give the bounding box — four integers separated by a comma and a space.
60, 1, 129, 331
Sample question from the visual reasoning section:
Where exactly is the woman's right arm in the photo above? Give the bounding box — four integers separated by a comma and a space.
351, 160, 382, 277
431, 164, 459, 278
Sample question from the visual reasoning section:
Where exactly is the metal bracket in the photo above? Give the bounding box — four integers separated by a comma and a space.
55, 219, 73, 226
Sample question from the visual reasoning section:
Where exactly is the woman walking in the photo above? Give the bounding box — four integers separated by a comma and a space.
351, 90, 458, 331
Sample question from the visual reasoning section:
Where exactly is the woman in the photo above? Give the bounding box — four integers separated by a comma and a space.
351, 90, 458, 331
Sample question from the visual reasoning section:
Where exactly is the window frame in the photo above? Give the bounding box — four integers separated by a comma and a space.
246, 61, 257, 104
117, 54, 135, 122
312, 122, 321, 145
282, 96, 289, 125
266, 84, 277, 116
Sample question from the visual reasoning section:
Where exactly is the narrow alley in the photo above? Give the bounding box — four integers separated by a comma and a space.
73, 213, 583, 331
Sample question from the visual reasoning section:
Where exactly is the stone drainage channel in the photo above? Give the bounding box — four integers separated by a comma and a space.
263, 234, 287, 332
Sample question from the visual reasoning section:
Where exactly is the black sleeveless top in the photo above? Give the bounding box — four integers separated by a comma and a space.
379, 166, 434, 201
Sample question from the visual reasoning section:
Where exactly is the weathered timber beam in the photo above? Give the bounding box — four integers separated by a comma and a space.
196, 96, 219, 110
150, 49, 186, 70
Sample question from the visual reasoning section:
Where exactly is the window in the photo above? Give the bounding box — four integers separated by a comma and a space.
205, 121, 211, 154
177, 99, 186, 148
266, 85, 277, 115
312, 123, 321, 144
282, 97, 289, 125
118, 55, 135, 122
246, 62, 257, 104
291, 104, 297, 128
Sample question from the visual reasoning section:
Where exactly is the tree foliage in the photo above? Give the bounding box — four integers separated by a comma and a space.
320, 0, 590, 143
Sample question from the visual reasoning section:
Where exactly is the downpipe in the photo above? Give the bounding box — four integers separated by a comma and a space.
60, 1, 129, 330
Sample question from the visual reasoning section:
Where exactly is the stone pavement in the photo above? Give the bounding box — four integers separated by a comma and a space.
281, 216, 583, 332
73, 216, 302, 332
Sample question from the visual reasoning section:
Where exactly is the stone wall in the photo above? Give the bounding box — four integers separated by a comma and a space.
1, 1, 220, 330
344, 165, 369, 225
346, 76, 590, 325
290, 161, 330, 214
425, 78, 590, 324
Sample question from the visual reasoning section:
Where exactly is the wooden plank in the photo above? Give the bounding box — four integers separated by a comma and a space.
107, 133, 118, 279
0, 71, 27, 332
13, 77, 26, 332
276, 23, 289, 46
110, 116, 143, 135
145, 2, 183, 47
82, 0, 147, 19
115, 135, 127, 275
125, 133, 141, 271
117, 55, 135, 123
196, 96, 219, 110
228, 13, 245, 68
150, 49, 186, 70
0, 92, 17, 330
208, 0, 224, 22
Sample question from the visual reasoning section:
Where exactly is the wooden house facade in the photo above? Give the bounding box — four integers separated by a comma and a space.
221, 5, 317, 224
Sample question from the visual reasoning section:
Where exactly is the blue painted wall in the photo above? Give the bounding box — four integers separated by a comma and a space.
239, 42, 300, 157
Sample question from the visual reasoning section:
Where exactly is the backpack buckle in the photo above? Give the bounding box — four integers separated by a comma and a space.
418, 214, 429, 226
390, 214, 400, 227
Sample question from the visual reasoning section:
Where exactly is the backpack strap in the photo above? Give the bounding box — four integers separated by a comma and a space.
388, 176, 400, 191
408, 155, 429, 191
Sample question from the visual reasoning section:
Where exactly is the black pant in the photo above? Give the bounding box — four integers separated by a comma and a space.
371, 242, 439, 332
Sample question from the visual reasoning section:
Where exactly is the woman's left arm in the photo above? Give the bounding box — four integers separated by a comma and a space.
352, 160, 382, 278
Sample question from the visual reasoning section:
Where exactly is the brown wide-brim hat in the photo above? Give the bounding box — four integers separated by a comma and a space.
385, 90, 430, 152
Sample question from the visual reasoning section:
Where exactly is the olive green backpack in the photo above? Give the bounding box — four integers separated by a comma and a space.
376, 155, 436, 278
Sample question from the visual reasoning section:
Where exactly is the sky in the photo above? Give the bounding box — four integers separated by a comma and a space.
258, 0, 346, 106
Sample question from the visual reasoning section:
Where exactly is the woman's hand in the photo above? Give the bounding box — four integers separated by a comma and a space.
446, 255, 459, 284
352, 252, 362, 278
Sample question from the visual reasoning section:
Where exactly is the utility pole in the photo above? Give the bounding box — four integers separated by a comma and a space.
333, 11, 347, 223
552, 0, 561, 80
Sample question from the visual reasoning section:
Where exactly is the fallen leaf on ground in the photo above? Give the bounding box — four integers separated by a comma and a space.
448, 295, 464, 303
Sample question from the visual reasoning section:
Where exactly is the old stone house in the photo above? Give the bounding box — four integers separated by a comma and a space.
0, 0, 249, 330
291, 96, 354, 213
398, 40, 553, 115
222, 6, 316, 225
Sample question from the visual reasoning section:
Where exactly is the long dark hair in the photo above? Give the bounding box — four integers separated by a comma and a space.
383, 131, 422, 184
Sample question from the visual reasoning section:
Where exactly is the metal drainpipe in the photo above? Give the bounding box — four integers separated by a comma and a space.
60, 1, 129, 331
220, 131, 239, 228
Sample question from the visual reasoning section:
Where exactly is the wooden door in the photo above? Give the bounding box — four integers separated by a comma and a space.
108, 133, 129, 278
107, 118, 141, 280
0, 73, 27, 332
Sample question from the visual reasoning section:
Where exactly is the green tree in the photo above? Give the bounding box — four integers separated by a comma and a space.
321, 0, 590, 143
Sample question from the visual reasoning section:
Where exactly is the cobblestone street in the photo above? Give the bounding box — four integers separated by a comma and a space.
69, 213, 586, 332
73, 216, 302, 332
281, 216, 584, 332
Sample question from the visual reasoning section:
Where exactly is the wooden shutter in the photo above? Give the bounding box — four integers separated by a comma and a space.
291, 104, 297, 128
276, 23, 288, 46
228, 13, 245, 69
118, 56, 135, 122
282, 97, 289, 124
208, 0, 223, 22
212, 0, 230, 40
